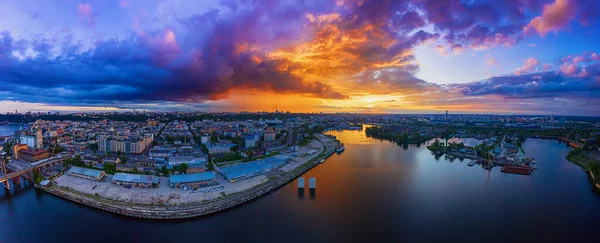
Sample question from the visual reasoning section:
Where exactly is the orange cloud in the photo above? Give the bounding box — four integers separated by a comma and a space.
514, 57, 540, 75
524, 0, 578, 37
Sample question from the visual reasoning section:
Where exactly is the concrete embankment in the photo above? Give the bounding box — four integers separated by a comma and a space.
35, 148, 336, 219
587, 170, 600, 190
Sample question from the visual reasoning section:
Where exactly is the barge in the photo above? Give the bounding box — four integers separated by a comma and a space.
501, 165, 533, 175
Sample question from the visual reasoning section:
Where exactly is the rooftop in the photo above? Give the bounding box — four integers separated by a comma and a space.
169, 172, 216, 184
68, 166, 104, 178
112, 173, 157, 184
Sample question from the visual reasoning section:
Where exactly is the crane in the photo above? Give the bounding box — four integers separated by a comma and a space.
50, 134, 75, 157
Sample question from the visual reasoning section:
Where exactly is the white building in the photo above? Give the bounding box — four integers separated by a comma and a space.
167, 156, 200, 166
201, 135, 209, 144
21, 135, 36, 148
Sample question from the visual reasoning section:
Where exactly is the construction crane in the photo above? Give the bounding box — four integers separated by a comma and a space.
64, 135, 74, 155
50, 134, 75, 157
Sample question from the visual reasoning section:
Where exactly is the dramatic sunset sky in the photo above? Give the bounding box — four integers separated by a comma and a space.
0, 0, 599, 115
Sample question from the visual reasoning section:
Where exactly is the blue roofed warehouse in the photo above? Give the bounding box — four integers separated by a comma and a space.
68, 166, 105, 181
169, 172, 217, 188
220, 156, 289, 182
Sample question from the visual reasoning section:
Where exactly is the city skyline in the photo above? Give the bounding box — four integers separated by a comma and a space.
1, 0, 600, 115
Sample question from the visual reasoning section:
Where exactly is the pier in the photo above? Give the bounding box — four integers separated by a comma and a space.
309, 178, 316, 189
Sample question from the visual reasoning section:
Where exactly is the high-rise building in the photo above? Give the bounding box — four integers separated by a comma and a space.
36, 128, 43, 149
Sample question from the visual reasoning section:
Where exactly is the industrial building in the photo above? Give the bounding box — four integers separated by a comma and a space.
149, 147, 171, 158
112, 173, 159, 188
12, 144, 28, 160
167, 156, 197, 166
19, 149, 49, 162
220, 156, 289, 182
20, 135, 36, 148
169, 172, 217, 188
67, 166, 105, 181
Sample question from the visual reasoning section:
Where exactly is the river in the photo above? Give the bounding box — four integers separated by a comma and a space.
1, 127, 599, 242
0, 125, 20, 136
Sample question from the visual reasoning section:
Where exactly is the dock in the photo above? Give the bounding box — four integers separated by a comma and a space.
467, 161, 477, 166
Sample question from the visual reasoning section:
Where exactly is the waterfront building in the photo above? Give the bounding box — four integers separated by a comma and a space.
12, 144, 28, 160
169, 172, 217, 188
112, 173, 158, 188
19, 149, 49, 162
220, 156, 289, 182
68, 166, 105, 181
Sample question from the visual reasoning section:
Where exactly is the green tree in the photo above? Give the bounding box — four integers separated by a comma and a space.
131, 167, 140, 174
179, 163, 188, 174
33, 169, 43, 183
103, 163, 116, 174
161, 165, 169, 176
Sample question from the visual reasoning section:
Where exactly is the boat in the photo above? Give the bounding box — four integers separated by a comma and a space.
319, 159, 325, 163
468, 160, 477, 166
501, 165, 532, 175
336, 143, 345, 152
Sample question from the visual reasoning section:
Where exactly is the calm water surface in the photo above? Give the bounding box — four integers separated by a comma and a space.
0, 125, 20, 136
1, 128, 599, 242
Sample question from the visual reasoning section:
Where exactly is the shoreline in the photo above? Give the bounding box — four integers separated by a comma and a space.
35, 142, 336, 220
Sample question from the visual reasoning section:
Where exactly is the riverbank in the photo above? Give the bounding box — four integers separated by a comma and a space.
566, 153, 600, 186
35, 136, 337, 219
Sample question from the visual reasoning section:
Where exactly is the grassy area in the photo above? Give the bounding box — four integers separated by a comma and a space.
566, 154, 595, 169
566, 153, 600, 184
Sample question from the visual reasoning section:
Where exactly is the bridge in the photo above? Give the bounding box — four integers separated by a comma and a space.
0, 155, 69, 190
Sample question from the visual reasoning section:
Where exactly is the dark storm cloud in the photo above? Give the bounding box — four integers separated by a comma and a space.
1, 0, 599, 109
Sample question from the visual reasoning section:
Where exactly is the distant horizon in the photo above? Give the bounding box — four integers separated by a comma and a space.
1, 109, 599, 118
1, 1, 599, 116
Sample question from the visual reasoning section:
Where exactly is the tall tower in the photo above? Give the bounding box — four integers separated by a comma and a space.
36, 127, 43, 149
